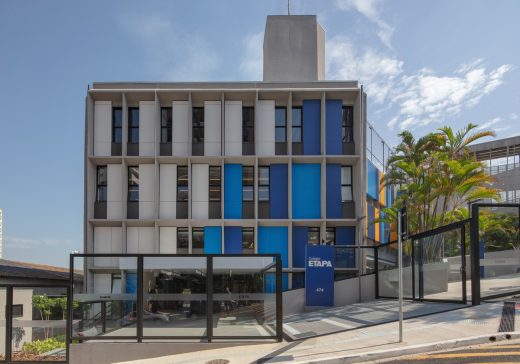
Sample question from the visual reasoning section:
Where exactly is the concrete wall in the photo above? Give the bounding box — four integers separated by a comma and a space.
159, 164, 176, 219
192, 164, 209, 219
224, 101, 242, 156
204, 101, 221, 156
93, 101, 111, 156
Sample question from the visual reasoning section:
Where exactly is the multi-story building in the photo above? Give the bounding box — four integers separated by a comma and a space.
468, 136, 520, 203
84, 15, 372, 292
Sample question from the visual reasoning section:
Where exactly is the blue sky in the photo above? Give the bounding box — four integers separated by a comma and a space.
0, 0, 518, 267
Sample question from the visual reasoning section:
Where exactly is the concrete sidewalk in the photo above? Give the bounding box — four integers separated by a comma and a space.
116, 301, 517, 364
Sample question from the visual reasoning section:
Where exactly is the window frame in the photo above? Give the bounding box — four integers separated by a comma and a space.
177, 166, 189, 202
275, 107, 287, 143
258, 166, 270, 202
292, 106, 303, 143
112, 107, 122, 143
326, 227, 335, 245
342, 106, 354, 143
177, 228, 189, 250
209, 166, 221, 202
96, 166, 108, 202
308, 227, 320, 245
128, 107, 140, 144
127, 166, 139, 202
160, 107, 172, 143
192, 107, 204, 143
242, 166, 254, 202
242, 227, 254, 252
341, 165, 353, 202
192, 227, 204, 250
242, 106, 255, 143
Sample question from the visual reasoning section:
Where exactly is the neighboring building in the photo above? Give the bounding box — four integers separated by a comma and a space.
468, 136, 520, 203
84, 15, 371, 292
0, 258, 82, 287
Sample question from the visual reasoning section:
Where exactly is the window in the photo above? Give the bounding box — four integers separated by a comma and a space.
292, 107, 302, 143
342, 106, 354, 143
12, 304, 23, 318
161, 107, 172, 143
192, 107, 204, 143
258, 166, 270, 201
308, 227, 320, 245
209, 166, 221, 201
128, 166, 139, 202
242, 166, 254, 201
177, 228, 188, 251
341, 166, 353, 202
192, 228, 204, 251
326, 227, 335, 245
275, 107, 286, 142
242, 107, 254, 143
242, 228, 254, 252
128, 107, 139, 143
177, 166, 188, 202
111, 274, 122, 293
96, 166, 107, 202
112, 107, 122, 143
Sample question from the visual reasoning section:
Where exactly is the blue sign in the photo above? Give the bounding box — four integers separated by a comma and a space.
305, 245, 334, 306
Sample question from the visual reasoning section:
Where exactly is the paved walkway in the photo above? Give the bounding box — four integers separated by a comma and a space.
116, 300, 517, 364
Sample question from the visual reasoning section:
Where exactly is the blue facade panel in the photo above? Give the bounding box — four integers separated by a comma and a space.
292, 226, 308, 268
258, 226, 289, 291
326, 100, 343, 155
292, 163, 321, 219
204, 226, 222, 254
224, 164, 242, 219
270, 164, 288, 219
303, 100, 321, 155
367, 160, 379, 200
224, 226, 242, 254
336, 227, 356, 245
326, 164, 342, 218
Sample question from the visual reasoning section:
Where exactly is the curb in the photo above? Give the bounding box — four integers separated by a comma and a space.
292, 332, 520, 364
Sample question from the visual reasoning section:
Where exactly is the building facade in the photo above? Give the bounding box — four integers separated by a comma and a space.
84, 16, 372, 292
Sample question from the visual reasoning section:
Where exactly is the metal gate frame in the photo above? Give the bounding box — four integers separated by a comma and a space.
470, 203, 520, 305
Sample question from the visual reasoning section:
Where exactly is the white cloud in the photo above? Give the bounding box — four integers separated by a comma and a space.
476, 117, 501, 130
327, 36, 403, 103
239, 31, 263, 80
118, 13, 220, 81
335, 0, 394, 48
326, 36, 512, 131
510, 112, 519, 120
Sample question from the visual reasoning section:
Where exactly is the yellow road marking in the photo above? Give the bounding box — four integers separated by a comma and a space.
412, 351, 520, 359
481, 345, 520, 349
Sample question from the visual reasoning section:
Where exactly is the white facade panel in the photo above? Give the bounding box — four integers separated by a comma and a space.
107, 164, 123, 219
93, 274, 112, 293
224, 101, 242, 156
159, 227, 177, 254
139, 164, 155, 219
159, 164, 177, 219
127, 227, 156, 253
139, 101, 156, 156
94, 227, 123, 267
256, 100, 275, 156
191, 164, 209, 219
172, 101, 190, 156
204, 101, 222, 156
93, 101, 112, 156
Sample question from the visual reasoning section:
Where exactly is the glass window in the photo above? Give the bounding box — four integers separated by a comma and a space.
242, 107, 254, 143
161, 107, 172, 143
177, 166, 188, 202
242, 166, 254, 201
258, 166, 270, 202
112, 107, 122, 143
128, 166, 139, 202
342, 106, 354, 143
192, 228, 204, 250
308, 227, 320, 245
275, 107, 287, 143
96, 166, 107, 202
128, 107, 139, 143
292, 107, 303, 143
177, 228, 188, 250
326, 228, 335, 245
192, 107, 204, 143
341, 166, 353, 202
242, 228, 254, 252
209, 166, 221, 202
